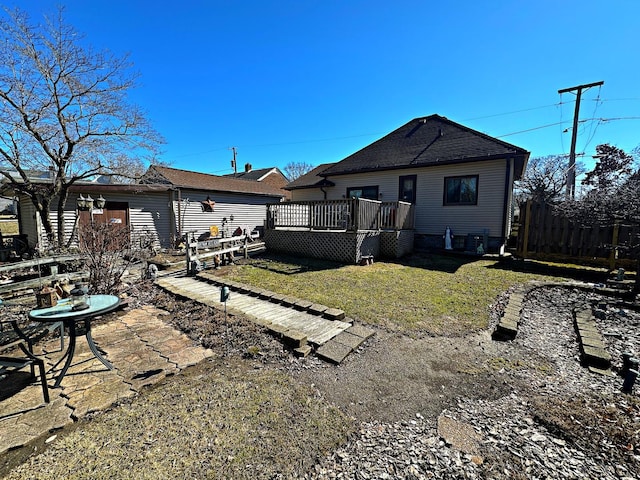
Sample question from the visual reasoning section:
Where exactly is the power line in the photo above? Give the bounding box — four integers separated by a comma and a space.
581, 85, 604, 153
496, 122, 565, 138
497, 116, 639, 139
462, 103, 562, 121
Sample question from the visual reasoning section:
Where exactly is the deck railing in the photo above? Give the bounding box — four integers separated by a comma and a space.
267, 198, 414, 231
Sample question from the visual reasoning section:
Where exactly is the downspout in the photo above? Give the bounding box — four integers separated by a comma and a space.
500, 158, 514, 255
177, 188, 183, 242
320, 186, 328, 200
168, 188, 177, 248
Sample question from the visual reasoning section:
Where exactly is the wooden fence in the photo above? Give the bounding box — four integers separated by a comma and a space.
266, 199, 415, 232
516, 200, 639, 268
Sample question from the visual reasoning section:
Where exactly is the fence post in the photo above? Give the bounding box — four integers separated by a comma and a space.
609, 220, 620, 271
519, 200, 532, 258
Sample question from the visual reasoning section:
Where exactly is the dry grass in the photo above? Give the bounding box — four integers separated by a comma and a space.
225, 253, 561, 335
4, 358, 352, 480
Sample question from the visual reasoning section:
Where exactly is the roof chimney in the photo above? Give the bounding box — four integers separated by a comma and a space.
245, 163, 252, 172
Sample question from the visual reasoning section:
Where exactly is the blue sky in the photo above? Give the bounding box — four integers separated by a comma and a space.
8, 0, 640, 176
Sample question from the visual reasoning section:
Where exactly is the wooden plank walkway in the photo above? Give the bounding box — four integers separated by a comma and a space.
156, 275, 351, 347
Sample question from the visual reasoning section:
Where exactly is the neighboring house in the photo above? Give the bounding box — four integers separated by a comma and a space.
224, 163, 290, 199
285, 115, 530, 254
140, 165, 286, 243
1, 165, 285, 251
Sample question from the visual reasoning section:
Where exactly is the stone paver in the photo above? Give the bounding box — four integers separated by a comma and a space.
333, 331, 367, 350
345, 324, 376, 340
315, 341, 353, 364
0, 304, 214, 456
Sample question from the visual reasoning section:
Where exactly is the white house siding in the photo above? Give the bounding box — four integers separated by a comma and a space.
290, 159, 510, 242
287, 188, 324, 202
174, 189, 280, 240
97, 191, 173, 248
416, 160, 508, 238
16, 196, 39, 247
24, 195, 78, 249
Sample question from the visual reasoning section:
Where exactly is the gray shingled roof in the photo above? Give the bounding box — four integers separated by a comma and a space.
320, 115, 530, 179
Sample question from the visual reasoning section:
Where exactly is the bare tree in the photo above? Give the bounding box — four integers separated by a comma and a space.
0, 7, 163, 248
283, 161, 315, 181
515, 155, 582, 204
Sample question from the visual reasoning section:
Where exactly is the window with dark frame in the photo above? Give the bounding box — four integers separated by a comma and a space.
346, 185, 379, 200
398, 175, 417, 203
444, 175, 478, 205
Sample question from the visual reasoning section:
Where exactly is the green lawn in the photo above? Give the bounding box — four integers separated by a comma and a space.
225, 254, 564, 335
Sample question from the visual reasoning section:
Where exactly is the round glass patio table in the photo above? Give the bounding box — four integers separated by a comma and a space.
29, 294, 121, 388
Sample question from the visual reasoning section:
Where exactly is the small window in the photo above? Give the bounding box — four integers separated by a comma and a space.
398, 175, 417, 203
346, 186, 379, 200
444, 175, 478, 205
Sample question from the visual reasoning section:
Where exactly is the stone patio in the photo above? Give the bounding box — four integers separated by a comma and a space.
0, 305, 214, 455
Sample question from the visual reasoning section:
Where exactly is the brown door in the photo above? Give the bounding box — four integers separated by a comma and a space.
77, 201, 130, 248
78, 202, 128, 227
100, 202, 129, 227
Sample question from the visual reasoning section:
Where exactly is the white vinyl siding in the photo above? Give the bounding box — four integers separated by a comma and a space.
17, 187, 282, 251
290, 159, 509, 238
289, 189, 325, 202
175, 189, 280, 239
17, 198, 39, 248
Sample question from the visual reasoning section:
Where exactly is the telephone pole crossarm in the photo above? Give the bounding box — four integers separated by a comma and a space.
558, 80, 604, 95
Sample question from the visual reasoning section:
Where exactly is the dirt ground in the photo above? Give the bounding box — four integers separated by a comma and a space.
299, 330, 511, 423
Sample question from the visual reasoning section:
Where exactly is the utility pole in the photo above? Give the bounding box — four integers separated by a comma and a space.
558, 80, 604, 199
229, 146, 237, 177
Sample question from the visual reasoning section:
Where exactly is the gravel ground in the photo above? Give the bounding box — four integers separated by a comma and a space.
4, 281, 640, 479
302, 285, 640, 480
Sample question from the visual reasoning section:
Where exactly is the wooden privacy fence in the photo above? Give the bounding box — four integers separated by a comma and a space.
516, 199, 640, 268
267, 199, 415, 231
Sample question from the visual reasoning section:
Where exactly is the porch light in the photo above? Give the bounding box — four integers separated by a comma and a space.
77, 194, 88, 210
95, 195, 106, 209
84, 195, 94, 211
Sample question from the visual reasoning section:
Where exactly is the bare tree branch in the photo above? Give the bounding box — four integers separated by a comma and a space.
283, 161, 315, 182
0, 6, 164, 246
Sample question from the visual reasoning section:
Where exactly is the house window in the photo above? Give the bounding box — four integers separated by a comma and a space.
346, 186, 379, 200
444, 175, 478, 205
398, 175, 417, 203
